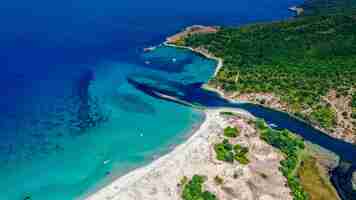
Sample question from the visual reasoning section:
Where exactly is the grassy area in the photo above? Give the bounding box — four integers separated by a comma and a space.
182, 12, 356, 131
298, 156, 340, 200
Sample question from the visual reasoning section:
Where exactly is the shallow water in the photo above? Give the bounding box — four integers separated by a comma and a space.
1, 0, 310, 199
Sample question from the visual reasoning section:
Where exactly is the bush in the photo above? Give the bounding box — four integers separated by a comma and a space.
224, 126, 239, 138
351, 110, 356, 119
214, 140, 249, 164
214, 176, 224, 185
233, 144, 249, 164
310, 105, 336, 129
182, 175, 218, 200
220, 111, 235, 116
351, 93, 356, 108
214, 143, 234, 163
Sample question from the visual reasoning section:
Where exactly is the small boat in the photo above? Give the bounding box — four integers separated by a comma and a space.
269, 123, 278, 128
145, 61, 151, 65
172, 58, 177, 62
143, 46, 156, 52
103, 160, 110, 165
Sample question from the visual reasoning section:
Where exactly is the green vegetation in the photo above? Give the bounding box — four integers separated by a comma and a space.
181, 175, 218, 200
220, 111, 235, 116
223, 126, 240, 138
255, 119, 309, 200
233, 144, 249, 164
183, 12, 356, 131
300, 0, 356, 16
214, 139, 234, 163
298, 156, 340, 200
214, 175, 224, 185
352, 93, 356, 119
352, 93, 356, 108
214, 139, 250, 165
180, 176, 189, 186
310, 105, 336, 129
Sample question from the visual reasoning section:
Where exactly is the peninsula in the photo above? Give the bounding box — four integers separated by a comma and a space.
169, 13, 356, 144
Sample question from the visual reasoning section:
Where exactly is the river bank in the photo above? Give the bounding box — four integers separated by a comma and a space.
164, 24, 355, 145
162, 25, 354, 199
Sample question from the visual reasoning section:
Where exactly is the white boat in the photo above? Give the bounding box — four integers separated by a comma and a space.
143, 46, 156, 52
269, 123, 278, 128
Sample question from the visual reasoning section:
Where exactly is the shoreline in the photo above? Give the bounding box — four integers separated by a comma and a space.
165, 40, 339, 140
85, 108, 256, 200
164, 33, 355, 145
164, 42, 223, 78
85, 24, 353, 199
79, 110, 206, 199
164, 26, 353, 199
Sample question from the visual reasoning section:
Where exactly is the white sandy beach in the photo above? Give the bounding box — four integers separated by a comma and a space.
85, 108, 293, 200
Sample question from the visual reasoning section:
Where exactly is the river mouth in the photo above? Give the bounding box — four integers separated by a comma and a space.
127, 66, 356, 200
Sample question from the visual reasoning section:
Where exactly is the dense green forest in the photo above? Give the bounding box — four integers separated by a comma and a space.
183, 12, 356, 130
300, 0, 356, 16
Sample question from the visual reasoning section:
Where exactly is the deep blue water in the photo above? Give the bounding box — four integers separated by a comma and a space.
5, 0, 347, 199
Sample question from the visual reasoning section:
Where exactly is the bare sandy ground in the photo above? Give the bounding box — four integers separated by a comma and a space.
85, 108, 292, 200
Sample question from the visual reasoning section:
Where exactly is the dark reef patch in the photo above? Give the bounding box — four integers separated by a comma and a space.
72, 69, 108, 133
110, 93, 156, 115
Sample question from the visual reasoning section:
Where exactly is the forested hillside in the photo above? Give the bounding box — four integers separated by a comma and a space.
181, 12, 356, 143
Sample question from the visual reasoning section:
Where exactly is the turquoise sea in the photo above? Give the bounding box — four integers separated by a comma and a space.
1, 46, 217, 199
9, 0, 356, 199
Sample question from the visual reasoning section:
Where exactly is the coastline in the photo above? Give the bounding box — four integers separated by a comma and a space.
85, 108, 264, 200
164, 42, 223, 78
164, 33, 355, 145
163, 42, 232, 102
165, 26, 354, 199
85, 24, 353, 199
